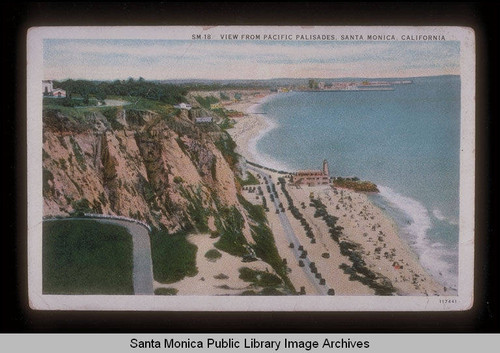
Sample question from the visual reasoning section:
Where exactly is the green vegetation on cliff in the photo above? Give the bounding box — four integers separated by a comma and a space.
204, 249, 222, 261
249, 223, 294, 293
238, 194, 295, 293
237, 194, 266, 225
238, 267, 283, 288
237, 171, 260, 187
149, 229, 198, 284
213, 205, 248, 257
179, 185, 210, 233
154, 287, 179, 296
214, 132, 239, 169
194, 95, 220, 109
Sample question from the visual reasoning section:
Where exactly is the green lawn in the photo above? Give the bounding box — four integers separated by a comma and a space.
43, 220, 134, 295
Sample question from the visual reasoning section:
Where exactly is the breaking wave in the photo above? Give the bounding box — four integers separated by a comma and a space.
378, 185, 458, 292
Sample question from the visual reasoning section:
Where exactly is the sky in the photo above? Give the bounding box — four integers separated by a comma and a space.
43, 39, 460, 81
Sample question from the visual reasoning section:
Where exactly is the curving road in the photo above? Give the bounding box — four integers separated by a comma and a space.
99, 219, 154, 295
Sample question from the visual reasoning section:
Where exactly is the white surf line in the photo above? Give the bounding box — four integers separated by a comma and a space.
248, 166, 329, 296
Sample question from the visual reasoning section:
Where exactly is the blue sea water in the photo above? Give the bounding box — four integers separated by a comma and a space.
256, 76, 460, 291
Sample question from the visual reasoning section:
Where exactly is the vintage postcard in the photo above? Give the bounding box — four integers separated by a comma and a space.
27, 26, 475, 311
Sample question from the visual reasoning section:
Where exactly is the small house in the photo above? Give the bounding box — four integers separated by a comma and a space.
174, 103, 192, 110
52, 88, 67, 98
42, 80, 66, 98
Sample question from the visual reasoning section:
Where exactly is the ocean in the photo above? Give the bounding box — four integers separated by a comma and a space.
255, 76, 460, 292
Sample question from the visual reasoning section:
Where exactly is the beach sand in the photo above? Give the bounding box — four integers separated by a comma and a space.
230, 92, 447, 296
226, 96, 276, 164
288, 185, 445, 295
154, 233, 276, 296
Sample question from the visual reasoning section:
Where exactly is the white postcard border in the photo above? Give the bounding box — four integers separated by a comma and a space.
27, 26, 475, 311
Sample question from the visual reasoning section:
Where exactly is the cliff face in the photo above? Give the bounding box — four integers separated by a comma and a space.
42, 105, 241, 233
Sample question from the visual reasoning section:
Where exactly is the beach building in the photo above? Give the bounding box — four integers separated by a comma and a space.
292, 159, 330, 186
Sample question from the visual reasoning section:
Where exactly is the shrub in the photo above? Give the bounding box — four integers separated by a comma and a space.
214, 206, 248, 257
154, 288, 178, 296
100, 107, 123, 130
149, 230, 198, 283
238, 267, 282, 287
237, 194, 267, 225
180, 186, 210, 232
42, 168, 54, 196
237, 171, 260, 186
69, 137, 87, 171
205, 249, 222, 262
213, 273, 229, 280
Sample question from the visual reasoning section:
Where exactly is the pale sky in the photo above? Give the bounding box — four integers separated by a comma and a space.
43, 39, 460, 80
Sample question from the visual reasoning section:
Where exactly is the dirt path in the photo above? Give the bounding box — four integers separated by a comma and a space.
104, 99, 130, 107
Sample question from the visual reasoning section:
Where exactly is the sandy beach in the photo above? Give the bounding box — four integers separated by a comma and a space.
226, 94, 277, 164
230, 92, 447, 296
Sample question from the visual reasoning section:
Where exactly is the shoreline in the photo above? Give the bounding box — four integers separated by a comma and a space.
371, 186, 458, 292
228, 92, 451, 296
226, 93, 290, 172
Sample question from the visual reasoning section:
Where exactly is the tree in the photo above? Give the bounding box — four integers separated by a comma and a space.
96, 91, 107, 103
308, 79, 318, 89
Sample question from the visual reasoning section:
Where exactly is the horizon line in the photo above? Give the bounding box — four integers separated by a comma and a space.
46, 74, 460, 82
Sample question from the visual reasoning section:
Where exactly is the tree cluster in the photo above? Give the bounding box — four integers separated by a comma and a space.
54, 77, 188, 105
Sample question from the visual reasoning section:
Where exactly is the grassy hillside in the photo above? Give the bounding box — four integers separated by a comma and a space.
43, 220, 134, 294
149, 230, 198, 284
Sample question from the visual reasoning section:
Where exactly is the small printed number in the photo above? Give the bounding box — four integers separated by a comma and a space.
439, 299, 457, 304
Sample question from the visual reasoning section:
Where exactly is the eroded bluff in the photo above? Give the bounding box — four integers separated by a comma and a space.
42, 106, 241, 233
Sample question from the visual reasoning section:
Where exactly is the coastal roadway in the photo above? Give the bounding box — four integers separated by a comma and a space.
44, 217, 154, 295
247, 166, 330, 296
